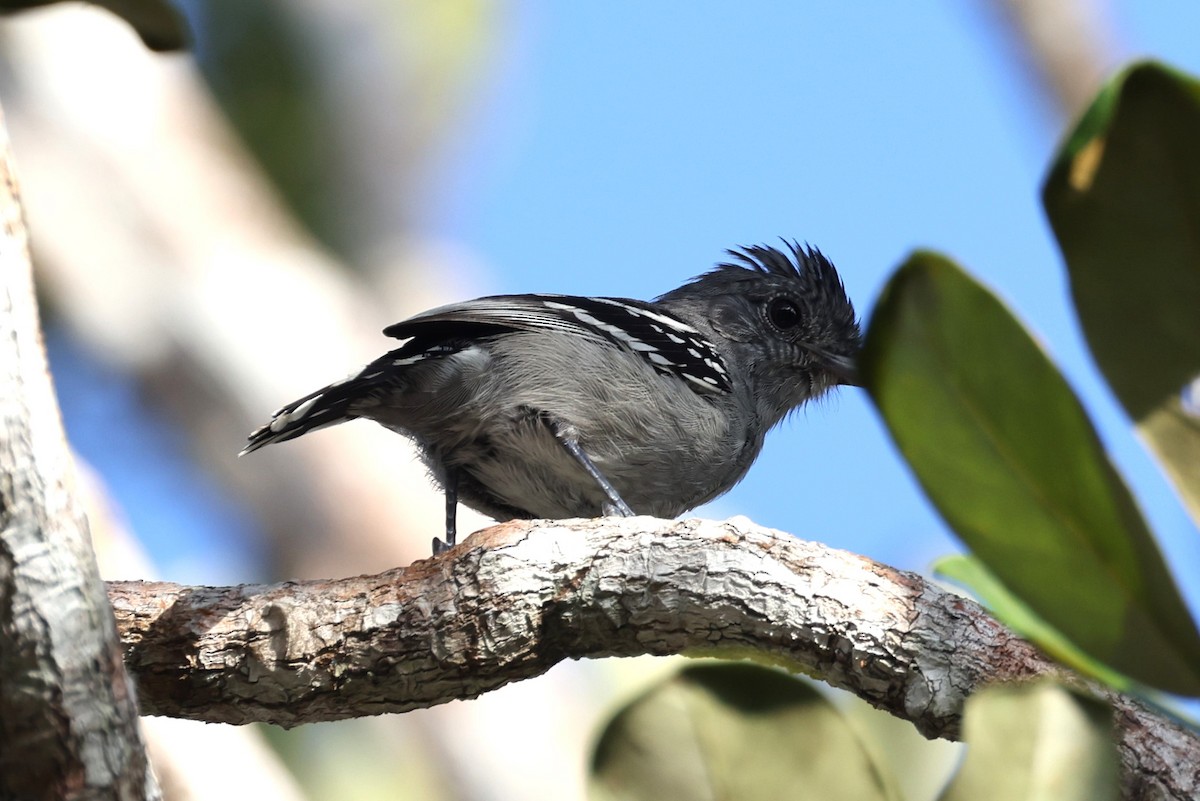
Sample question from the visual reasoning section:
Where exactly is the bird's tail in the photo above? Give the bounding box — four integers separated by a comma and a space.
240, 376, 367, 455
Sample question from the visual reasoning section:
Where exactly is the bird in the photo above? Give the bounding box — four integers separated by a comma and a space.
242, 241, 862, 554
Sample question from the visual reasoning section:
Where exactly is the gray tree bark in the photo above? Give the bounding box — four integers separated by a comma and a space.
0, 110, 159, 801
108, 516, 1199, 801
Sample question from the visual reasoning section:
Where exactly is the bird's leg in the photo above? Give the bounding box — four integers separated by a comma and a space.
432, 467, 459, 554
545, 418, 635, 517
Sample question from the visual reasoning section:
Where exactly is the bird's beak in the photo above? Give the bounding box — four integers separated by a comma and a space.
800, 343, 862, 387
822, 353, 862, 387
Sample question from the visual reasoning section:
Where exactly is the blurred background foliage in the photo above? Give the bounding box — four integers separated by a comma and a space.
1, 1, 1198, 799
589, 665, 1118, 801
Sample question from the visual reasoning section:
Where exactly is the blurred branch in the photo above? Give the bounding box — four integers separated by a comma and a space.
985, 0, 1122, 118
0, 0, 187, 50
109, 517, 1198, 801
0, 108, 159, 800
200, 0, 498, 265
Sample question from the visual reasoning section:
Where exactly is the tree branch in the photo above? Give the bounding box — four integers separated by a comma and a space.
108, 517, 1198, 801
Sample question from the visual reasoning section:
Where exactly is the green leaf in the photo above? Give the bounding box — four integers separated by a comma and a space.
588, 663, 900, 801
939, 681, 1118, 801
1043, 61, 1200, 527
862, 252, 1200, 695
934, 555, 1133, 693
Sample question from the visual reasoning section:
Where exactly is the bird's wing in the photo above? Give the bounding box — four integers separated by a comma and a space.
383, 294, 732, 394
385, 294, 660, 338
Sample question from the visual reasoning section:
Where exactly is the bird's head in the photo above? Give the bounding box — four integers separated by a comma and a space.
658, 241, 862, 428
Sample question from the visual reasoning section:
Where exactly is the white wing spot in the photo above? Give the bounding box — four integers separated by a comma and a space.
270, 395, 321, 431
682, 372, 722, 392
590, 298, 701, 334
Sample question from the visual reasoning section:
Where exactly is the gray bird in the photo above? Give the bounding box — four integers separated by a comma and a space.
243, 241, 861, 553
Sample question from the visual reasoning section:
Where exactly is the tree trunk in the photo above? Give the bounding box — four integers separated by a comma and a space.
0, 108, 159, 801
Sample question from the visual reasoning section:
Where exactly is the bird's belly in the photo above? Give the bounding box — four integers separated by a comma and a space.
435, 408, 748, 522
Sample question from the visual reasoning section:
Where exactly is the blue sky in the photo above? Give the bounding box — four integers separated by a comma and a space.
56, 4, 1200, 595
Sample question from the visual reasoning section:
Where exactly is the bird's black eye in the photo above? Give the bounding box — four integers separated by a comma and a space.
767, 297, 801, 330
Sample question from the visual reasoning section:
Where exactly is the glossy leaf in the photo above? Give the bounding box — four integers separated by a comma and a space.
939, 681, 1118, 801
1044, 62, 1200, 526
589, 663, 900, 801
863, 252, 1200, 695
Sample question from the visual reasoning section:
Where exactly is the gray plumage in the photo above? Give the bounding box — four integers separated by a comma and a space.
243, 241, 861, 553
